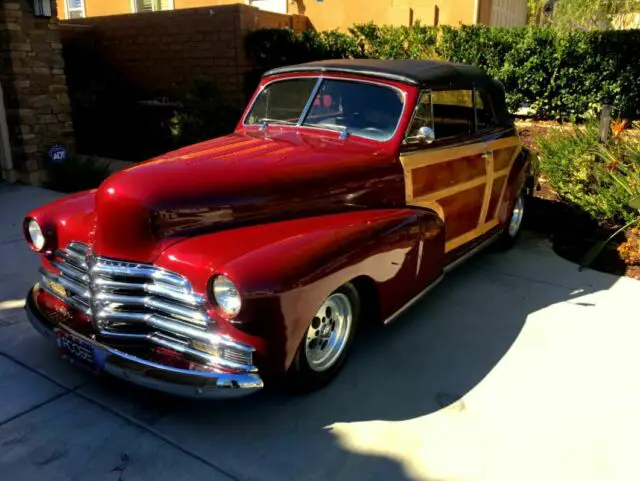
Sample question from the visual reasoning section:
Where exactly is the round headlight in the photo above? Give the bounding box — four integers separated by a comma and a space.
27, 219, 45, 251
212, 275, 241, 316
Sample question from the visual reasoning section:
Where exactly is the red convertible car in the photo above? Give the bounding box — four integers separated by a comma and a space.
24, 60, 532, 398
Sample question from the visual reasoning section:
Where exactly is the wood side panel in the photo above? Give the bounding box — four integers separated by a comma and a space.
493, 145, 517, 171
438, 184, 485, 241
400, 135, 521, 255
487, 176, 506, 220
411, 153, 485, 198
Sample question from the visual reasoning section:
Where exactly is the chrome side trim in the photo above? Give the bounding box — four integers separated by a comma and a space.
383, 274, 443, 326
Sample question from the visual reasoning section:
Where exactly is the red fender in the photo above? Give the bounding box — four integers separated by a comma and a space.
156, 208, 443, 375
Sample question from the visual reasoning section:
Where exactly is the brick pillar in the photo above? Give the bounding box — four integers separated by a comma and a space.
0, 0, 74, 185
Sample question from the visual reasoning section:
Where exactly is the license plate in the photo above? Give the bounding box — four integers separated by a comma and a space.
55, 330, 101, 373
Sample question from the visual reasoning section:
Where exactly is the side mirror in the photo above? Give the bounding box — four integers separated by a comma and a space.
416, 126, 435, 143
404, 126, 435, 145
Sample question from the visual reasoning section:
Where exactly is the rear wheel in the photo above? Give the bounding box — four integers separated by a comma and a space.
496, 190, 525, 250
287, 283, 360, 393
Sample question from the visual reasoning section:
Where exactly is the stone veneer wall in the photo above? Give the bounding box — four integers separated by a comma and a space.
0, 0, 74, 184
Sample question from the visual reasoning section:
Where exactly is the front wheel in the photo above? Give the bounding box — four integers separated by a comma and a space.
286, 283, 360, 393
496, 190, 525, 250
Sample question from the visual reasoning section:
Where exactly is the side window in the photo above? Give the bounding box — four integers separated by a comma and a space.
475, 90, 497, 131
405, 91, 433, 141
431, 90, 474, 138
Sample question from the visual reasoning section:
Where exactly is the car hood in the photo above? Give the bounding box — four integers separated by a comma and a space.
93, 130, 403, 262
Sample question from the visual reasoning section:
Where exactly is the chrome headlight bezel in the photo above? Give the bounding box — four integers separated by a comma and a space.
26, 218, 45, 251
211, 275, 242, 317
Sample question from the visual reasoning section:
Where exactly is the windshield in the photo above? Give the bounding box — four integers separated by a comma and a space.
244, 78, 405, 141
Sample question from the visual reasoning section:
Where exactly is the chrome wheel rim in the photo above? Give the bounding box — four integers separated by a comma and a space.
304, 293, 353, 372
508, 194, 525, 237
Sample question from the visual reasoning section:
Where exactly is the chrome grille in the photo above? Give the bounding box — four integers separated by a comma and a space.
40, 241, 254, 371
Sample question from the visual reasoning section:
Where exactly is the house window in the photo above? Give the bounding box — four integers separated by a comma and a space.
65, 0, 85, 19
133, 0, 174, 12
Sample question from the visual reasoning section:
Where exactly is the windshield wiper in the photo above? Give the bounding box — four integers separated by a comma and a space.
258, 118, 296, 128
312, 123, 350, 138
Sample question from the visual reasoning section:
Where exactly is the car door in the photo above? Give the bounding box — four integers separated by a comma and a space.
400, 88, 521, 259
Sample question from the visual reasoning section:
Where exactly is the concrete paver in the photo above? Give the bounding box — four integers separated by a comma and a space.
0, 395, 233, 481
1, 183, 639, 481
0, 355, 64, 425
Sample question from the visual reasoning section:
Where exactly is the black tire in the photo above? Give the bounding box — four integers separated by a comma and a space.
286, 283, 360, 393
496, 190, 526, 250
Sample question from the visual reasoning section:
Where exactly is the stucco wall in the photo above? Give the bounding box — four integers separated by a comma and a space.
56, 0, 244, 19
289, 0, 478, 30
57, 0, 486, 28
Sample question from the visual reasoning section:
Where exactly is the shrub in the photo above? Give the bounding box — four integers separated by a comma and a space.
170, 78, 242, 147
44, 155, 111, 193
536, 124, 636, 224
581, 138, 640, 266
348, 22, 438, 59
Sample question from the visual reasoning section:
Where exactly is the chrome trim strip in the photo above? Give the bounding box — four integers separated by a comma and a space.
383, 274, 443, 326
91, 262, 159, 279
94, 292, 208, 326
40, 279, 91, 315
98, 330, 148, 340
59, 247, 88, 270
40, 267, 91, 300
148, 332, 256, 372
52, 260, 90, 284
144, 283, 205, 306
25, 290, 263, 399
92, 277, 144, 291
297, 77, 324, 127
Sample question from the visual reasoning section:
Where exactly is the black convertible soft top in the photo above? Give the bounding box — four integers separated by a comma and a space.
264, 59, 495, 89
263, 59, 512, 126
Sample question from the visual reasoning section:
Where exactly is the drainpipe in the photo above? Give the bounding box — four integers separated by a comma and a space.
474, 0, 481, 24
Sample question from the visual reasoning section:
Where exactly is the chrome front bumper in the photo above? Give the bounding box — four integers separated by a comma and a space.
25, 286, 264, 399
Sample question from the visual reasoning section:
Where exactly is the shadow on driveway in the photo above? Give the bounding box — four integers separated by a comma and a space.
79, 233, 619, 481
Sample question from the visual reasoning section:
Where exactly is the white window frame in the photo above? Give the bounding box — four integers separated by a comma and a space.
131, 0, 175, 13
65, 0, 86, 19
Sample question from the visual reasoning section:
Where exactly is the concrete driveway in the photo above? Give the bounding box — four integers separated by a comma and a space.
1, 182, 639, 481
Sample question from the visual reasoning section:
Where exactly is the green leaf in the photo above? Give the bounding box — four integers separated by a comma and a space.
580, 217, 640, 270
629, 196, 640, 210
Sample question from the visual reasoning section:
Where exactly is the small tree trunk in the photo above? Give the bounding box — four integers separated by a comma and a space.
599, 104, 612, 145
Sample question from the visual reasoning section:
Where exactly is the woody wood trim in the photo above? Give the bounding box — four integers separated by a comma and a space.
400, 136, 521, 253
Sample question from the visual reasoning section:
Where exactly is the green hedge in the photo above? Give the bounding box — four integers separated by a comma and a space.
244, 24, 640, 120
